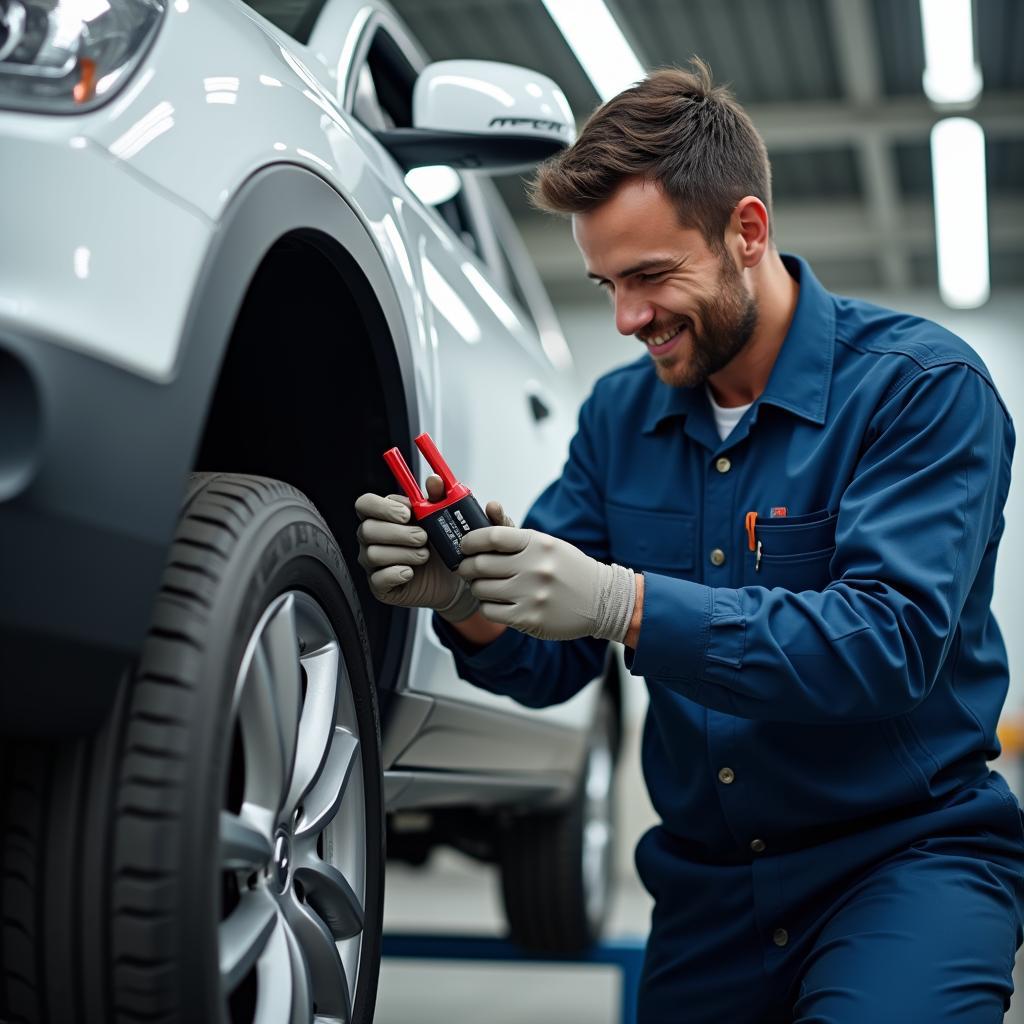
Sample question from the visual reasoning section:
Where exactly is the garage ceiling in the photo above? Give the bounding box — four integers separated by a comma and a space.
389, 0, 1024, 301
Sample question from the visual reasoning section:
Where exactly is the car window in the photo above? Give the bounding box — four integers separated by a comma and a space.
475, 177, 574, 370
474, 180, 541, 334
242, 0, 329, 43
349, 26, 486, 259
487, 229, 539, 336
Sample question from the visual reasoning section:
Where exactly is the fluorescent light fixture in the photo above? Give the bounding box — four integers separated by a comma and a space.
920, 0, 982, 105
930, 117, 989, 308
540, 0, 645, 102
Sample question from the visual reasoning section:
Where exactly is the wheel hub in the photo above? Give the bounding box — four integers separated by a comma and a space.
270, 832, 291, 895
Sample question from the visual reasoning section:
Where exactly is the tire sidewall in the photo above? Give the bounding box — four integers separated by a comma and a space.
153, 491, 383, 1022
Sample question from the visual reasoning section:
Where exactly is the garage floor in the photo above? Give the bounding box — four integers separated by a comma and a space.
376, 853, 653, 1024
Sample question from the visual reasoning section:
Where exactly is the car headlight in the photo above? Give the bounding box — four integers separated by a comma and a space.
0, 0, 165, 113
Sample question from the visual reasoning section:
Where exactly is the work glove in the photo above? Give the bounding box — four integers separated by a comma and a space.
354, 476, 511, 623
456, 525, 636, 643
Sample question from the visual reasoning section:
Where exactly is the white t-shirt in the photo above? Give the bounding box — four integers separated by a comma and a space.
706, 386, 753, 441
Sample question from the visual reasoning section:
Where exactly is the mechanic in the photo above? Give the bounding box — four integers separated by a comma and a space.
355, 61, 1023, 1022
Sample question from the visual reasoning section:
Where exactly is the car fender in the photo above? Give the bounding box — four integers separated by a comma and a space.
0, 163, 418, 734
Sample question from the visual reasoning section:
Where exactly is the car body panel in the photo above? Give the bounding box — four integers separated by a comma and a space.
0, 130, 213, 381
1, 0, 601, 779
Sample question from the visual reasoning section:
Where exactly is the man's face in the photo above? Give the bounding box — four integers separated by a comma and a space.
573, 178, 758, 389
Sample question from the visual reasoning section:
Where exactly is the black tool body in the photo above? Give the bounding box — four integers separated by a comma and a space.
383, 433, 490, 570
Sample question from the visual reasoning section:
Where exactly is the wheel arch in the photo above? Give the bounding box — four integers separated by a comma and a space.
186, 167, 419, 693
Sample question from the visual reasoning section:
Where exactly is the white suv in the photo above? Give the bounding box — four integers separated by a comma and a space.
0, 1, 623, 1021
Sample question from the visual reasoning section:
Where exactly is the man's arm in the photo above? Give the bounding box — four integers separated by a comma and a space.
449, 610, 507, 650
451, 362, 1012, 723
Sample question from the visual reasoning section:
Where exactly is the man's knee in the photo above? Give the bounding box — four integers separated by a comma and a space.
792, 845, 1021, 1023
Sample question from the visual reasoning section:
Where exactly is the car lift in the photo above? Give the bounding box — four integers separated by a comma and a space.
382, 932, 645, 1024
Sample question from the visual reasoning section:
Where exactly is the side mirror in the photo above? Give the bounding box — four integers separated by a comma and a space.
377, 60, 576, 173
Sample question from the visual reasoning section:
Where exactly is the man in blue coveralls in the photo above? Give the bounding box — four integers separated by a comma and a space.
355, 62, 1023, 1021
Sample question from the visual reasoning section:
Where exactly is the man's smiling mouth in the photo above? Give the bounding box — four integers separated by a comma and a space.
640, 319, 691, 349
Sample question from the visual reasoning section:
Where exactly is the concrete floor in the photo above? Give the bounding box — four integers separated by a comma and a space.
376, 852, 652, 1024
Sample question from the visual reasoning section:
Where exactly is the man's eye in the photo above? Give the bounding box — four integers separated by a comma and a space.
640, 271, 666, 282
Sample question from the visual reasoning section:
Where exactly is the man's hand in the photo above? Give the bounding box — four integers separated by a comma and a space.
457, 526, 636, 643
355, 477, 513, 624
355, 475, 478, 622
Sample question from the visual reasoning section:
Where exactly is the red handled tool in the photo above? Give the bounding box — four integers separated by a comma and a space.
383, 433, 490, 569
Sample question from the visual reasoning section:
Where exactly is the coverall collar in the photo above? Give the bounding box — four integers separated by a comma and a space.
640, 253, 835, 436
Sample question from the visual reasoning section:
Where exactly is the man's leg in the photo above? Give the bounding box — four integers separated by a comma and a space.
792, 833, 1024, 1023
635, 827, 776, 1024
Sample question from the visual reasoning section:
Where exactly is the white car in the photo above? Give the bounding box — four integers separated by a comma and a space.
0, 1, 625, 1021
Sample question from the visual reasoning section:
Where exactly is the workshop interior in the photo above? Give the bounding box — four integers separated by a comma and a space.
1, 0, 1022, 1021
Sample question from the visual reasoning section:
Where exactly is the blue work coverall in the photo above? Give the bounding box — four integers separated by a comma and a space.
433, 255, 1024, 1022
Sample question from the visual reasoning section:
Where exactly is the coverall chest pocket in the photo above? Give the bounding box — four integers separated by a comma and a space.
605, 502, 695, 578
746, 510, 838, 592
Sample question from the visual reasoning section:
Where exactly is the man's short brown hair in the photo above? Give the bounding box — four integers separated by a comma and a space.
529, 59, 773, 250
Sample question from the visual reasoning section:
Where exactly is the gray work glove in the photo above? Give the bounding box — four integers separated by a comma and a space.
456, 525, 636, 643
354, 476, 510, 623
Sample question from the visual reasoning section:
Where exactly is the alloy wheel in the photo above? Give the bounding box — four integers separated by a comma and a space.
218, 590, 366, 1023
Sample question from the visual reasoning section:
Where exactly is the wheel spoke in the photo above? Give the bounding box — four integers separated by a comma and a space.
250, 916, 294, 1024
238, 642, 289, 818
281, 891, 352, 1021
261, 594, 303, 788
219, 890, 277, 994
283, 642, 340, 818
296, 728, 359, 839
220, 810, 273, 871
281, 913, 315, 1024
294, 855, 364, 941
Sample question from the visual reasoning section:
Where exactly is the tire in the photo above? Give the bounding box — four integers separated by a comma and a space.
1, 473, 384, 1024
499, 690, 618, 953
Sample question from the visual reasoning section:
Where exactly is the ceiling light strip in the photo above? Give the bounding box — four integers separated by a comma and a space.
919, 0, 983, 106
930, 117, 990, 309
540, 0, 645, 103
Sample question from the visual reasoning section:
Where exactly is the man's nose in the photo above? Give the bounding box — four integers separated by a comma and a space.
614, 293, 655, 337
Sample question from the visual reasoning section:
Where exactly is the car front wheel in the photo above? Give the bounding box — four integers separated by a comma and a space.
1, 474, 384, 1024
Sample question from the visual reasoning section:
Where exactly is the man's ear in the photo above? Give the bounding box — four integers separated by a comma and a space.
729, 196, 770, 268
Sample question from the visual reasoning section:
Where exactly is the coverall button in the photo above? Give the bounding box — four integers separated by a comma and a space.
709, 548, 726, 566
717, 767, 735, 784
750, 838, 766, 853
773, 928, 789, 947
715, 457, 732, 473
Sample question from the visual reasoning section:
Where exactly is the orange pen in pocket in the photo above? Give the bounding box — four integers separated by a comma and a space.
745, 511, 763, 572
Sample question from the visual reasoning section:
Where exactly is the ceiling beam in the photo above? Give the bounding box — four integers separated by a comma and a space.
827, 0, 911, 290
743, 93, 1023, 149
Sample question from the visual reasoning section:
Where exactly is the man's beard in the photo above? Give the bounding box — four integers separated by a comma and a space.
654, 254, 759, 389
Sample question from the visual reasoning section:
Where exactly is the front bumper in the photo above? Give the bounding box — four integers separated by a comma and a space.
0, 119, 216, 735
0, 328, 189, 735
